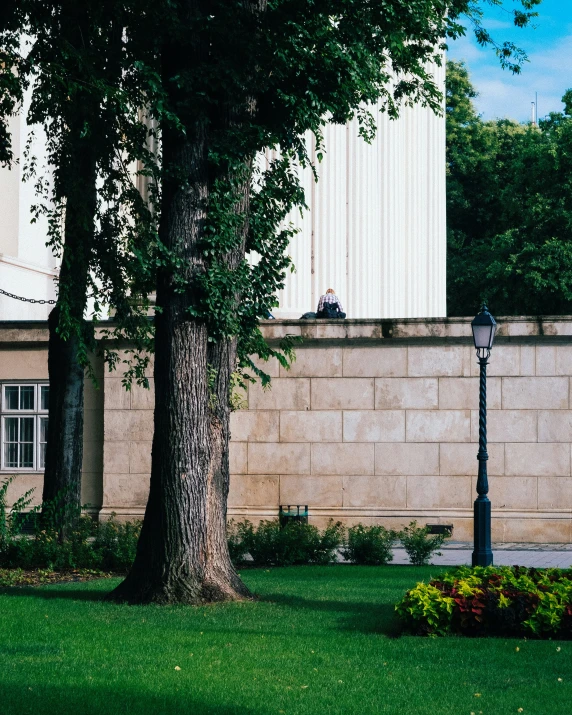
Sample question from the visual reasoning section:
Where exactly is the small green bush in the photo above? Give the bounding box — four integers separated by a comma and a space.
0, 483, 141, 572
396, 565, 572, 638
226, 520, 249, 565
92, 517, 142, 572
229, 519, 344, 567
399, 521, 447, 565
0, 477, 37, 554
341, 524, 397, 565
2, 515, 142, 572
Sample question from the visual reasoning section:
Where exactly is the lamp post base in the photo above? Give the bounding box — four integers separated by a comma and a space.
472, 497, 493, 567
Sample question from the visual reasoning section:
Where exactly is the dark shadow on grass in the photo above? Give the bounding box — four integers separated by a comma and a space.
0, 681, 261, 715
0, 586, 110, 602
261, 593, 403, 637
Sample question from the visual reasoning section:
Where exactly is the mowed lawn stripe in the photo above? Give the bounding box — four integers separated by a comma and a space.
0, 566, 569, 714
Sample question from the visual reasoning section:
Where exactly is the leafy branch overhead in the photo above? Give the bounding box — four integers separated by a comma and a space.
0, 1, 541, 382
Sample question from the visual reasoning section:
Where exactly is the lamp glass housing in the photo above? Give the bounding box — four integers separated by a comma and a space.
472, 323, 496, 350
471, 305, 497, 353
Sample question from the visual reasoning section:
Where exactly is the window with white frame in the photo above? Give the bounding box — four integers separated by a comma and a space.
1, 383, 49, 471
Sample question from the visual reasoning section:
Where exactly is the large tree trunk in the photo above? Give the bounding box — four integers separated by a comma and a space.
110, 127, 249, 604
109, 2, 250, 603
42, 67, 98, 537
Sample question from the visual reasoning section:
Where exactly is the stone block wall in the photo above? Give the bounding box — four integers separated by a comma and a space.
2, 317, 572, 543
223, 318, 572, 542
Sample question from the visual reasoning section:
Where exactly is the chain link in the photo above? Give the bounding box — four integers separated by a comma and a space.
0, 287, 56, 305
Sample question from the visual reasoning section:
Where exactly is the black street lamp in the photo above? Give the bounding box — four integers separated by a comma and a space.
471, 303, 497, 567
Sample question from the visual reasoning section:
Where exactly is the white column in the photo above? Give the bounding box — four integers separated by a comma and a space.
273, 61, 447, 320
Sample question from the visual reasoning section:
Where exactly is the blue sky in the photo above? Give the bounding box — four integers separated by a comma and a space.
447, 0, 572, 122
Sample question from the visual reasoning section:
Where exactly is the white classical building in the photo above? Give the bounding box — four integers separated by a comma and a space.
0, 63, 446, 322
0, 89, 58, 321
273, 62, 446, 319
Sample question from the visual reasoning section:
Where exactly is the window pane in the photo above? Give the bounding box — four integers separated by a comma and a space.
20, 386, 35, 410
4, 386, 19, 410
19, 443, 34, 468
4, 417, 18, 442
40, 443, 47, 470
4, 443, 18, 468
20, 417, 34, 443
40, 417, 49, 443
40, 386, 49, 411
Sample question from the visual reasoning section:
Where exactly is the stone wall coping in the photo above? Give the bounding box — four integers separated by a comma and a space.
0, 322, 50, 345
1, 316, 572, 346
259, 316, 572, 343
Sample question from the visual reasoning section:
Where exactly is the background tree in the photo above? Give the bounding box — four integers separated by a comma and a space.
110, 0, 542, 605
0, 1, 158, 536
447, 59, 572, 315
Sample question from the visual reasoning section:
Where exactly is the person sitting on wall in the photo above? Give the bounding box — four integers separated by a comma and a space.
316, 288, 346, 319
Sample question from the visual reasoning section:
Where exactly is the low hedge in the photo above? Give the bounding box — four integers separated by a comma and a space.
0, 516, 141, 572
228, 519, 344, 567
229, 519, 448, 567
396, 565, 572, 638
341, 524, 396, 565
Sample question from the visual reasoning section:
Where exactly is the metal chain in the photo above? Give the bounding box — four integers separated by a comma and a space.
0, 287, 56, 305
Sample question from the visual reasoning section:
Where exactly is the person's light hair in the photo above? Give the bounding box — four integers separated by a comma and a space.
326, 288, 335, 294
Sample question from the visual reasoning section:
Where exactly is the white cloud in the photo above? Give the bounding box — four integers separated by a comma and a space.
449, 32, 572, 121
480, 18, 513, 31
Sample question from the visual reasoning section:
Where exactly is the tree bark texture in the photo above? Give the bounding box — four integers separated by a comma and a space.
110, 124, 230, 604
110, 1, 250, 603
205, 338, 252, 602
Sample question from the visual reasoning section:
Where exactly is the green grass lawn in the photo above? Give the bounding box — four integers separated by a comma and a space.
0, 566, 570, 715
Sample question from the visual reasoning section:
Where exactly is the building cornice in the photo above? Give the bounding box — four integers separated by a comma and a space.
1, 316, 572, 347
0, 253, 58, 277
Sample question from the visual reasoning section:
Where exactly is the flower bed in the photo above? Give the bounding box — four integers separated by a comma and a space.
395, 566, 572, 638
0, 568, 110, 587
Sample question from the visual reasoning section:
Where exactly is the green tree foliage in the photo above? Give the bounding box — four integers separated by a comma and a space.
0, 1, 542, 602
447, 59, 572, 316
111, 0, 543, 605
0, 1, 161, 534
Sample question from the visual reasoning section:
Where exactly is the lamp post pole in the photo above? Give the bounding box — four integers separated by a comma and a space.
471, 303, 496, 568
473, 350, 493, 566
